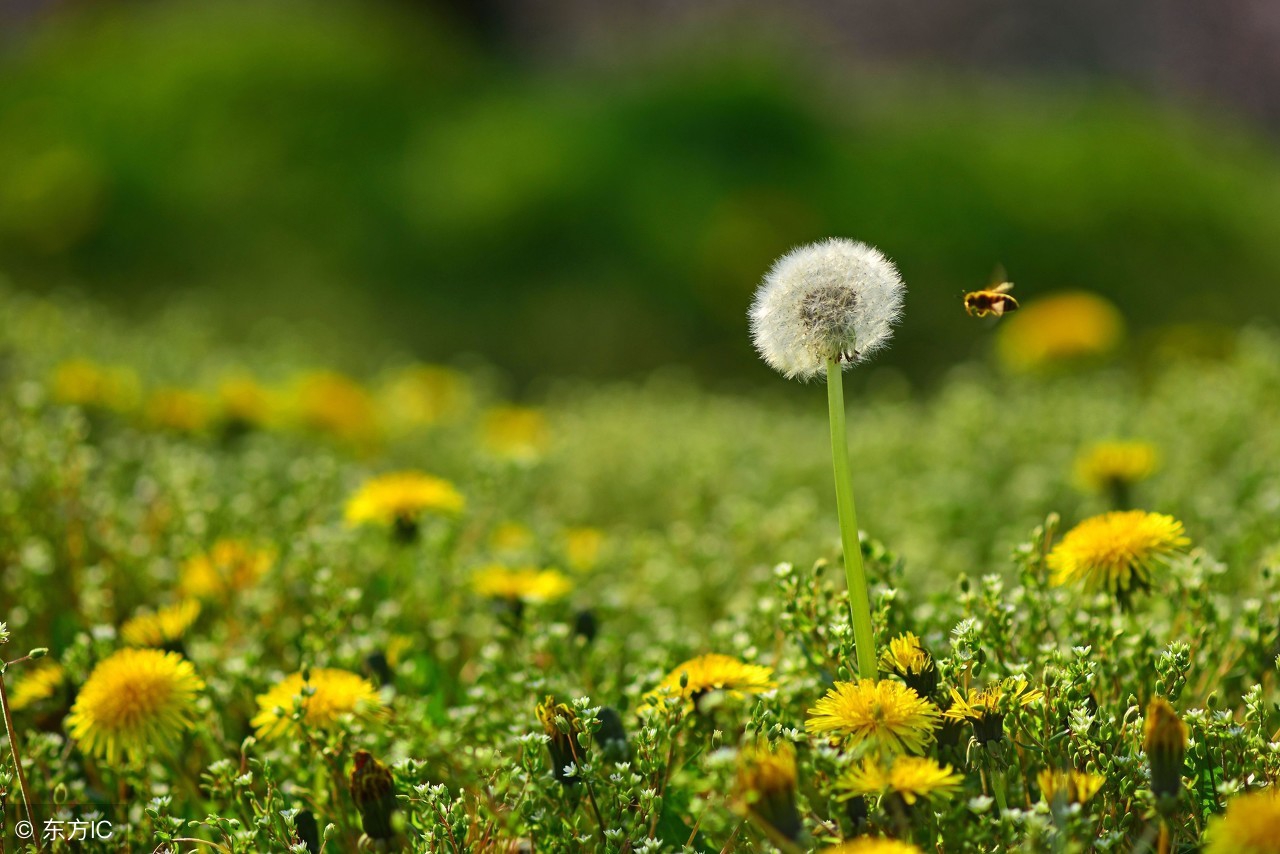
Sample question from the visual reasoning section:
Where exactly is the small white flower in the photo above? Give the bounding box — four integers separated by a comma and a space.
749, 238, 905, 379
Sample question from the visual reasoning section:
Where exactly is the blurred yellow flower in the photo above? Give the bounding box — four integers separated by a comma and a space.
837, 755, 964, 805
50, 358, 140, 412
379, 365, 470, 432
471, 565, 570, 603
8, 661, 66, 711
121, 600, 201, 647
345, 471, 465, 533
1205, 789, 1280, 854
216, 374, 276, 430
290, 371, 380, 447
819, 839, 924, 854
806, 679, 939, 755
180, 539, 275, 600
1037, 768, 1104, 806
1047, 510, 1189, 595
66, 648, 204, 763
143, 387, 213, 434
1074, 440, 1159, 494
482, 406, 549, 462
996, 291, 1124, 372
734, 742, 801, 842
563, 527, 605, 571
252, 668, 385, 741
648, 653, 776, 706
490, 521, 535, 554
1144, 697, 1188, 799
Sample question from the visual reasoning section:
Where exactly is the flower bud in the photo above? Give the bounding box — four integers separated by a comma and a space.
1143, 697, 1187, 801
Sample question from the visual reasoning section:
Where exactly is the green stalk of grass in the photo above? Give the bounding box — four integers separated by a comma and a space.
826, 357, 877, 681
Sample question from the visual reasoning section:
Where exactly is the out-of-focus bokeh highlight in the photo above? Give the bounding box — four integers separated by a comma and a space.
2, 0, 1277, 384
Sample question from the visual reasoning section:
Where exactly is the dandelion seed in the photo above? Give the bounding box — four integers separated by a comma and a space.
750, 238, 905, 680
806, 679, 940, 755
251, 669, 385, 741
1047, 510, 1189, 598
837, 755, 964, 806
66, 648, 205, 764
647, 654, 777, 707
1204, 788, 1280, 854
749, 238, 904, 380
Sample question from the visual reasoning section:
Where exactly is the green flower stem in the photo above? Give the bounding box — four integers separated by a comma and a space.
825, 357, 877, 681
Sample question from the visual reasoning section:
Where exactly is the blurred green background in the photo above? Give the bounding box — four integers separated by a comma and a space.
1, 0, 1278, 385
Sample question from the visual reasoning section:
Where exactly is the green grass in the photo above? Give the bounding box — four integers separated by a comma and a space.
0, 286, 1278, 851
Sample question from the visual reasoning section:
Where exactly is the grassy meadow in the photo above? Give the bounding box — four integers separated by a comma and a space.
0, 282, 1278, 853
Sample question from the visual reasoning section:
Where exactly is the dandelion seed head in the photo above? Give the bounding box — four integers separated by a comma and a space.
750, 238, 905, 380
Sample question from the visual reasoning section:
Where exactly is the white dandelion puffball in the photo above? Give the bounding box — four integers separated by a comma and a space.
749, 238, 905, 380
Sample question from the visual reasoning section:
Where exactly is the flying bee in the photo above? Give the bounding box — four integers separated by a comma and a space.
964, 269, 1019, 318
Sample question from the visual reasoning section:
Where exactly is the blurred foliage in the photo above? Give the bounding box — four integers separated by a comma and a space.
2, 0, 1280, 384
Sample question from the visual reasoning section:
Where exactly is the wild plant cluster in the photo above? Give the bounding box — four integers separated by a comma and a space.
0, 285, 1278, 852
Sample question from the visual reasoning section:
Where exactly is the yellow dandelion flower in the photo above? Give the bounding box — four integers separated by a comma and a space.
66, 649, 204, 763
50, 359, 140, 412
1047, 510, 1190, 595
879, 632, 937, 697
944, 677, 1043, 744
482, 406, 550, 462
818, 839, 924, 854
142, 387, 213, 434
1205, 789, 1280, 854
490, 521, 535, 554
290, 370, 380, 446
470, 565, 571, 603
1144, 697, 1188, 799
180, 539, 275, 600
734, 742, 801, 842
251, 668, 385, 742
563, 527, 605, 571
345, 471, 465, 535
996, 291, 1124, 372
378, 364, 470, 432
837, 755, 964, 805
648, 653, 777, 706
8, 661, 66, 712
216, 374, 276, 430
1037, 768, 1105, 806
1074, 441, 1159, 494
120, 600, 201, 648
806, 679, 940, 755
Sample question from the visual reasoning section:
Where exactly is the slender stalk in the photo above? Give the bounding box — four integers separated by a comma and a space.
0, 666, 44, 854
825, 357, 877, 680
